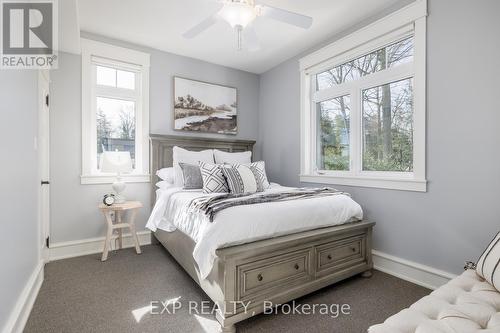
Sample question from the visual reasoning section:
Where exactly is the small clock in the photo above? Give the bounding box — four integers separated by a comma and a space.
103, 194, 115, 206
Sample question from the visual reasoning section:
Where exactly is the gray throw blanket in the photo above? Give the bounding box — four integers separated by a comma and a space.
189, 187, 349, 222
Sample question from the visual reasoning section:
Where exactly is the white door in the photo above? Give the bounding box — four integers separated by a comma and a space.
38, 70, 50, 262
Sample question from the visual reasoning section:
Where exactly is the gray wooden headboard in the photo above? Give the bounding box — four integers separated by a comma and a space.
150, 134, 256, 198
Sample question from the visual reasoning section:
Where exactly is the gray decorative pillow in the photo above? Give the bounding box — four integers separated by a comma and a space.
199, 162, 229, 194
179, 163, 203, 189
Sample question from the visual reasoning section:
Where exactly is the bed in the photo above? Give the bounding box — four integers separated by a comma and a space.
148, 134, 375, 332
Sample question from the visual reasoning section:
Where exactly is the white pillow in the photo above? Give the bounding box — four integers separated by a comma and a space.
173, 146, 214, 187
155, 181, 176, 190
156, 167, 174, 183
214, 149, 251, 164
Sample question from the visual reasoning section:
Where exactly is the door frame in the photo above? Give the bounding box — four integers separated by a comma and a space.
38, 70, 50, 262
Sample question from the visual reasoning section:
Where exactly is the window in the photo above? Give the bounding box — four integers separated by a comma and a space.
81, 39, 150, 184
316, 95, 350, 171
316, 37, 414, 90
300, 1, 427, 191
96, 96, 136, 169
362, 78, 413, 172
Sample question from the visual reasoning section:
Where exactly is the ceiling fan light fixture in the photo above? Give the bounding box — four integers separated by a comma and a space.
218, 2, 256, 28
182, 0, 313, 52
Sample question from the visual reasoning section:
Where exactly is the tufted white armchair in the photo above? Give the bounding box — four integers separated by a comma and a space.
368, 269, 500, 333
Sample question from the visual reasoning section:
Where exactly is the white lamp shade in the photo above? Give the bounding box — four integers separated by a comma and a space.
219, 3, 256, 28
100, 151, 133, 174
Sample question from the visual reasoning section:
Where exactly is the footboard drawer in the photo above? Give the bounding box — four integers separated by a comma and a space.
315, 234, 366, 276
237, 249, 312, 301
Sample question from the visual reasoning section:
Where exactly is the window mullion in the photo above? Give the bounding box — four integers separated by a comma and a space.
134, 72, 143, 174
95, 86, 137, 100
356, 63, 414, 91
313, 63, 413, 103
90, 65, 98, 174
313, 83, 352, 103
350, 85, 361, 176
300, 72, 313, 176
310, 78, 317, 174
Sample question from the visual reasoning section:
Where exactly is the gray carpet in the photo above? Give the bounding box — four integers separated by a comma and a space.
25, 244, 430, 333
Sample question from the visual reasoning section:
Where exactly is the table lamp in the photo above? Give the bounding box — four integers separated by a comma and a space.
100, 151, 133, 204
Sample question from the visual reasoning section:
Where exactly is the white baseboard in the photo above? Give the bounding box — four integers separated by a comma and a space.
49, 230, 152, 261
2, 235, 454, 333
48, 232, 454, 290
2, 261, 44, 333
372, 249, 457, 290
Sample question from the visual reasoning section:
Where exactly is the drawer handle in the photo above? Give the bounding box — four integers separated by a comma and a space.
294, 263, 300, 270
351, 247, 357, 252
327, 254, 332, 260
257, 274, 263, 282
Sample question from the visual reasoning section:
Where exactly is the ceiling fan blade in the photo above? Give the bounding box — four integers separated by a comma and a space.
182, 6, 222, 39
256, 3, 313, 29
243, 25, 260, 51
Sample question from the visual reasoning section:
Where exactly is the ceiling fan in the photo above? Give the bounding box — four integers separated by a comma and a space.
182, 0, 313, 51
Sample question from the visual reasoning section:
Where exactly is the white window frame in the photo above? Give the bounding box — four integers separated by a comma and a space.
299, 0, 427, 192
81, 39, 150, 184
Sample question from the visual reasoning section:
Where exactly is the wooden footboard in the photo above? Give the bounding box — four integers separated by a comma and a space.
214, 221, 375, 331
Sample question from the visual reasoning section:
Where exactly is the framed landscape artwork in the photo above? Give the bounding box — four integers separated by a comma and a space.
174, 77, 237, 135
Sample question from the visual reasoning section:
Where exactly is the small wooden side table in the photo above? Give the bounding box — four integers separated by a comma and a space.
99, 201, 143, 261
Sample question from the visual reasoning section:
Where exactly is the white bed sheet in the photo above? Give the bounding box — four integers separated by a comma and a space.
146, 184, 363, 279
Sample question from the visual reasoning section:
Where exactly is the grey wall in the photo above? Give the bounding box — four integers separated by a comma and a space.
0, 71, 39, 329
51, 0, 500, 275
259, 0, 500, 275
50, 37, 260, 243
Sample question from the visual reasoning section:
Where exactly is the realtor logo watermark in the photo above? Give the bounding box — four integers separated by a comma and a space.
1, 0, 58, 69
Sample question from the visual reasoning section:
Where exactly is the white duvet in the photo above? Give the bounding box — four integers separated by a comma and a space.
146, 184, 363, 279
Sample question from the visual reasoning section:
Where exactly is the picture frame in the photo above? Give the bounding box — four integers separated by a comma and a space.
173, 76, 238, 135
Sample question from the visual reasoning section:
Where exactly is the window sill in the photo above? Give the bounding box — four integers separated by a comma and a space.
81, 174, 151, 185
299, 174, 427, 192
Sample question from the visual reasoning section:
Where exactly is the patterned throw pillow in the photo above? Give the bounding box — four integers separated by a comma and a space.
221, 164, 259, 194
199, 162, 229, 194
228, 161, 270, 191
476, 231, 500, 291
248, 161, 270, 190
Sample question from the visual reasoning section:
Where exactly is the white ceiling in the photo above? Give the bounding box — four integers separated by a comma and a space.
77, 0, 405, 74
